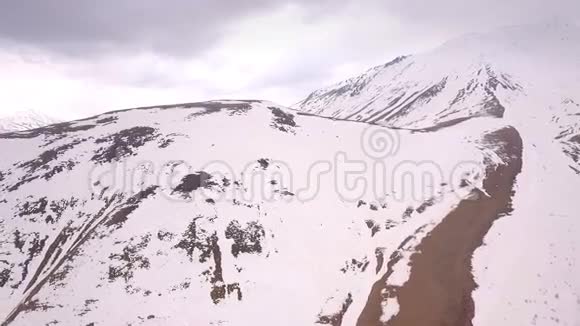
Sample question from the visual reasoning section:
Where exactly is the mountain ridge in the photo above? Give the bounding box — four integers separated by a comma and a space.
1, 22, 579, 326
0, 109, 61, 134
295, 21, 580, 130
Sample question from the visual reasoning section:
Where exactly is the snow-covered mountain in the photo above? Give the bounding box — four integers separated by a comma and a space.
296, 22, 580, 129
294, 22, 580, 325
1, 22, 579, 326
0, 110, 61, 133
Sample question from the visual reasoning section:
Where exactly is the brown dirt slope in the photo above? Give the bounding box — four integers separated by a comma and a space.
357, 126, 523, 326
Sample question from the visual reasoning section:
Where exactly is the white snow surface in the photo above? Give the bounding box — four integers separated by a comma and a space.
295, 21, 580, 326
0, 99, 493, 325
1, 21, 580, 326
0, 109, 61, 133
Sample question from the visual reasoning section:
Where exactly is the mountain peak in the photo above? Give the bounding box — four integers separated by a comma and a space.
0, 109, 61, 133
295, 22, 580, 129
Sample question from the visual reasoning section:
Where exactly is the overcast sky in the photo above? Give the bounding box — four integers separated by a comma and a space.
1, 0, 579, 119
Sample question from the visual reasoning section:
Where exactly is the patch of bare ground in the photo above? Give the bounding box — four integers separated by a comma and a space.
357, 126, 522, 326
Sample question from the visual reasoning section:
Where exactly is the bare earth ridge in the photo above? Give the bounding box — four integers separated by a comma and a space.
357, 126, 523, 326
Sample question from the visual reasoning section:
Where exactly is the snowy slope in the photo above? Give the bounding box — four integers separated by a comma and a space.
1, 22, 580, 326
296, 22, 580, 130
0, 110, 61, 133
0, 99, 509, 325
294, 21, 580, 326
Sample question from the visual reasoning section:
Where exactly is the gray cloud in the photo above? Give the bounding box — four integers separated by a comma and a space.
381, 0, 580, 32
0, 0, 359, 58
0, 0, 286, 57
1, 0, 579, 118
1, 0, 578, 58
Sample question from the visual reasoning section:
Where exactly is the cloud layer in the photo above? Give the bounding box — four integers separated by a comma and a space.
1, 0, 579, 119
0, 0, 283, 57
